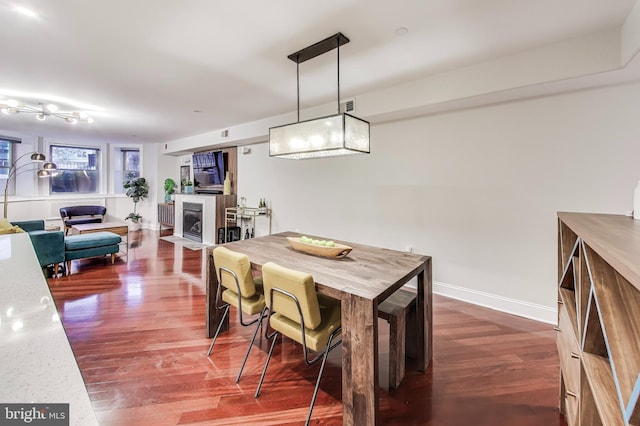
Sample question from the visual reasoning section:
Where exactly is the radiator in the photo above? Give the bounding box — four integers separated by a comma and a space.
158, 203, 175, 228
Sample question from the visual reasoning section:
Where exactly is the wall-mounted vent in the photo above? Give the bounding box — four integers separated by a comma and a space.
340, 98, 355, 114
220, 129, 230, 138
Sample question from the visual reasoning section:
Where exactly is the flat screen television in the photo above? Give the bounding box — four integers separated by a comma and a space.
192, 150, 226, 194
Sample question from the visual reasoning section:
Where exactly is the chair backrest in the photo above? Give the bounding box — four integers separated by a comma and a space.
213, 246, 257, 297
60, 205, 106, 220
262, 262, 322, 330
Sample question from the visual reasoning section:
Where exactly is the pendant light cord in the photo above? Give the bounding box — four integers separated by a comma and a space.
297, 60, 300, 122
337, 36, 341, 114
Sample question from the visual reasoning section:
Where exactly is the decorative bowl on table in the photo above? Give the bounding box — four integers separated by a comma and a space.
286, 237, 353, 259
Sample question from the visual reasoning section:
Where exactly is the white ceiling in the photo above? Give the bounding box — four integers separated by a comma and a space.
0, 0, 637, 145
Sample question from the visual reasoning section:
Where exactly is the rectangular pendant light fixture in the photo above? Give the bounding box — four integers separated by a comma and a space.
269, 33, 370, 159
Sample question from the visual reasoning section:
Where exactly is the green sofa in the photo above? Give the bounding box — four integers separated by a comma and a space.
11, 220, 65, 276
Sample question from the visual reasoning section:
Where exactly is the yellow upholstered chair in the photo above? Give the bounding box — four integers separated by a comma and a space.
208, 246, 266, 382
255, 262, 341, 426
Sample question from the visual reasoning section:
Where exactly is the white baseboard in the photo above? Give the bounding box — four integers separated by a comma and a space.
431, 281, 557, 325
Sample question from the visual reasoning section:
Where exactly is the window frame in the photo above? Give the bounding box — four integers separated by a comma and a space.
48, 143, 102, 194
0, 137, 20, 195
110, 144, 143, 194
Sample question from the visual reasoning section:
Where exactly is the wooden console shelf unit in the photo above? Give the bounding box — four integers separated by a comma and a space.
557, 212, 640, 426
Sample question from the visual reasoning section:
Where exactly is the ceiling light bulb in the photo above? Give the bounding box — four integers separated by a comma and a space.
14, 6, 38, 18
65, 117, 77, 124
36, 113, 46, 121
45, 104, 58, 113
6, 99, 19, 108
86, 117, 94, 124
78, 111, 89, 119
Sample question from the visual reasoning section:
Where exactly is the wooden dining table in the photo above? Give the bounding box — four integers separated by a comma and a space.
205, 231, 432, 425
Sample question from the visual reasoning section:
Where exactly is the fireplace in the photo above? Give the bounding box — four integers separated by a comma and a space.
182, 202, 203, 242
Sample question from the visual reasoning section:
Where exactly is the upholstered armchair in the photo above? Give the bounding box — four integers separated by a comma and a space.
59, 205, 106, 235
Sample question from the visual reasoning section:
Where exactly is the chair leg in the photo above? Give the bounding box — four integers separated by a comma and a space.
306, 343, 332, 426
206, 305, 230, 356
255, 332, 279, 398
236, 308, 266, 383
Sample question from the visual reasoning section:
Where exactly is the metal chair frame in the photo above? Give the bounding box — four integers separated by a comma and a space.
207, 266, 266, 383
255, 287, 341, 426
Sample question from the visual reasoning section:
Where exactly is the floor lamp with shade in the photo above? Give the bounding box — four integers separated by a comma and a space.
2, 152, 57, 219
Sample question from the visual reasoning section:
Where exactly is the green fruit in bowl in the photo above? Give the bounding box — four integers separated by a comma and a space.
327, 241, 335, 247
312, 239, 320, 245
320, 240, 327, 246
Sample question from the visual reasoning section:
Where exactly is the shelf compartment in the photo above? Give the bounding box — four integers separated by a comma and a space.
559, 249, 579, 338
558, 304, 581, 397
578, 241, 590, 347
560, 220, 579, 274
580, 365, 602, 426
582, 352, 625, 425
582, 289, 607, 358
586, 244, 640, 420
560, 287, 579, 341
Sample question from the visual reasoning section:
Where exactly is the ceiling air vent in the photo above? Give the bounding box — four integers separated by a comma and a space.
220, 129, 229, 138
340, 98, 355, 113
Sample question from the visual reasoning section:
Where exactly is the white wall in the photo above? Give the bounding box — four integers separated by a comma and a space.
237, 82, 640, 322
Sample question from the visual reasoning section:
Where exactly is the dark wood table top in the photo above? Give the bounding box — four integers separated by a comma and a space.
206, 231, 430, 302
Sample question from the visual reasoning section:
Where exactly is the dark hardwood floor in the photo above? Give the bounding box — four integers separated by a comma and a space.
47, 230, 566, 425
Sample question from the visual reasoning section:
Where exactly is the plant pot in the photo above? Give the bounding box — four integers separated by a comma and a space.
184, 185, 193, 194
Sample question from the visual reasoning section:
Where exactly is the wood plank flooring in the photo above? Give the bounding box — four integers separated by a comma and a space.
48, 230, 566, 425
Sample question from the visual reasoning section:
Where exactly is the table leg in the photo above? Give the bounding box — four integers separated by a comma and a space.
416, 257, 433, 370
341, 293, 379, 425
206, 252, 229, 338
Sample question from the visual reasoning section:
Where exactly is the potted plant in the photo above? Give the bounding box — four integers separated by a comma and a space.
124, 177, 149, 230
163, 178, 176, 203
182, 178, 193, 194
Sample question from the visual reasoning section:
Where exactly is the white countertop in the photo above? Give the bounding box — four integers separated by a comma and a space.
0, 233, 98, 425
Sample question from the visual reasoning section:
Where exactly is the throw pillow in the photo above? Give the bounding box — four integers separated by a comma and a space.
0, 218, 25, 234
